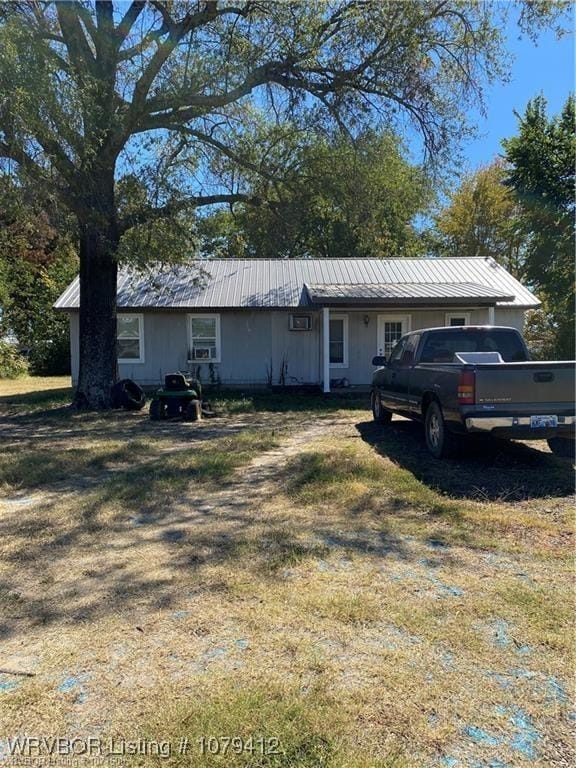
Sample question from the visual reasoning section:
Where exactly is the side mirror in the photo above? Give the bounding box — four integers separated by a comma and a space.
372, 355, 386, 366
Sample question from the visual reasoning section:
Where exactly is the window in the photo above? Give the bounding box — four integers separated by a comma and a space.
445, 312, 471, 327
329, 314, 348, 367
117, 314, 144, 363
420, 329, 528, 363
188, 314, 221, 362
290, 314, 312, 331
400, 334, 421, 367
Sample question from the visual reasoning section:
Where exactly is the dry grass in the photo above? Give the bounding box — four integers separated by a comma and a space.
0, 375, 72, 397
0, 379, 573, 767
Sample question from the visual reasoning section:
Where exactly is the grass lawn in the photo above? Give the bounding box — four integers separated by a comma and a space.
0, 377, 573, 767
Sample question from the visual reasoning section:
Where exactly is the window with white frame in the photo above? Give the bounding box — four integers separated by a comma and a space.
188, 314, 221, 362
329, 314, 348, 367
117, 314, 144, 363
445, 312, 471, 327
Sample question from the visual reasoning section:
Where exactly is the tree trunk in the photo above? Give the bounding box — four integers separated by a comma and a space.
73, 174, 120, 410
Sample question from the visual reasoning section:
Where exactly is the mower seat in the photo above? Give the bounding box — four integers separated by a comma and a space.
164, 373, 190, 391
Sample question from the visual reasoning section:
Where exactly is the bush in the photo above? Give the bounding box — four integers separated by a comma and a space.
28, 337, 71, 376
0, 341, 29, 378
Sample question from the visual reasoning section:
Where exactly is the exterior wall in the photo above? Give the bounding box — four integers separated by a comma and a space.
69, 309, 320, 387
68, 305, 527, 387
494, 307, 525, 332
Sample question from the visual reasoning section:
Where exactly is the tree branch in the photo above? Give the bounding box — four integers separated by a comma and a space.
116, 1, 146, 49
128, 2, 256, 124
138, 61, 287, 129
55, 2, 97, 76
118, 193, 253, 236
176, 128, 280, 184
0, 138, 80, 211
128, 4, 220, 120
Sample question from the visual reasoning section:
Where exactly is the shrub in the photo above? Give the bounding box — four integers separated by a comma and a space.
0, 341, 29, 378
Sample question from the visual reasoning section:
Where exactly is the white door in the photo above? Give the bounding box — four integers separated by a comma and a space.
377, 314, 412, 359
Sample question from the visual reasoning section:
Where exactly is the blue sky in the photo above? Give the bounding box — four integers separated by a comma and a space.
461, 12, 574, 170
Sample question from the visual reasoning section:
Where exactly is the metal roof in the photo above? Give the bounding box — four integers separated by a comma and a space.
305, 282, 515, 305
54, 257, 540, 310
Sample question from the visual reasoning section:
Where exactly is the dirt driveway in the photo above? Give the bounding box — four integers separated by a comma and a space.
0, 398, 573, 768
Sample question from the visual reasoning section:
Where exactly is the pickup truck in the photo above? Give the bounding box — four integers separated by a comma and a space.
370, 326, 575, 459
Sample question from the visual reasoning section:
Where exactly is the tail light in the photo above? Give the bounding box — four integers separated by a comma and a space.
458, 370, 475, 404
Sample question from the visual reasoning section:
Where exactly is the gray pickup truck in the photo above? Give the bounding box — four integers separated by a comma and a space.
370, 326, 575, 459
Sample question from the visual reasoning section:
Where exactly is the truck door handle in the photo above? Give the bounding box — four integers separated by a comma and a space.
534, 371, 554, 383
391, 372, 397, 379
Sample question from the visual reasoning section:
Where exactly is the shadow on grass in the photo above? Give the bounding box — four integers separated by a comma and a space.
357, 418, 575, 502
0, 425, 422, 638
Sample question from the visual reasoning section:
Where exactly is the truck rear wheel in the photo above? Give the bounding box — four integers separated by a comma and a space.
547, 437, 575, 459
425, 401, 458, 459
371, 390, 392, 425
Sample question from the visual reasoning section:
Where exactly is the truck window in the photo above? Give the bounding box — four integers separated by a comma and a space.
420, 329, 528, 363
400, 334, 420, 367
388, 337, 408, 366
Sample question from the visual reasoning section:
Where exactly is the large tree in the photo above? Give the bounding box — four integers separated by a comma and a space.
0, 1, 567, 407
432, 160, 526, 277
503, 95, 575, 359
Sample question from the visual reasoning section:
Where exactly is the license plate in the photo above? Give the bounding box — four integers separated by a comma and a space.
530, 415, 558, 428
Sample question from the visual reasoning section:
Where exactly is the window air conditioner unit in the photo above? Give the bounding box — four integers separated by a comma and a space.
289, 314, 312, 331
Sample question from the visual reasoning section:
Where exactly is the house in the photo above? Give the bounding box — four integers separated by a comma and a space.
55, 257, 540, 392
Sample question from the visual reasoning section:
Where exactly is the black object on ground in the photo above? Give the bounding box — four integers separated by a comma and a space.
111, 379, 147, 411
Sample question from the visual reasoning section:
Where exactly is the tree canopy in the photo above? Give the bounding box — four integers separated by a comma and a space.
0, 178, 77, 374
503, 95, 575, 359
430, 94, 574, 359
197, 130, 432, 259
0, 0, 569, 406
431, 160, 526, 277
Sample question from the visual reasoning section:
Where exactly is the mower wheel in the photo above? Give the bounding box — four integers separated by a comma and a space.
149, 398, 165, 421
185, 399, 201, 422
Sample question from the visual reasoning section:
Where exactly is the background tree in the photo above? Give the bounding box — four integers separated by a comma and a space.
431, 160, 526, 277
0, 1, 568, 407
198, 130, 432, 259
503, 95, 575, 359
0, 177, 78, 374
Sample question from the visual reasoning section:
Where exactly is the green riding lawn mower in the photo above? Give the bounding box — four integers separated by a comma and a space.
149, 372, 215, 421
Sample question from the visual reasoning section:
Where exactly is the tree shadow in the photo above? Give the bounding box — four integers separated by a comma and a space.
356, 418, 575, 502
0, 427, 425, 640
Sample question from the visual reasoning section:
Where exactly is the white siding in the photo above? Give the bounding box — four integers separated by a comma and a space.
68, 306, 527, 387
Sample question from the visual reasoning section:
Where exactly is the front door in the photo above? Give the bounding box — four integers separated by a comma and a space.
377, 314, 411, 359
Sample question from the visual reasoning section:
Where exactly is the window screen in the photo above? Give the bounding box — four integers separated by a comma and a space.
117, 315, 143, 362
189, 316, 220, 361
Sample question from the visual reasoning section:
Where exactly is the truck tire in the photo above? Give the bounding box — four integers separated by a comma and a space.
425, 400, 458, 459
371, 390, 392, 425
149, 398, 165, 421
547, 437, 575, 459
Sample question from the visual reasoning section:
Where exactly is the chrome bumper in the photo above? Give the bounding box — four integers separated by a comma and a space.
465, 415, 576, 433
